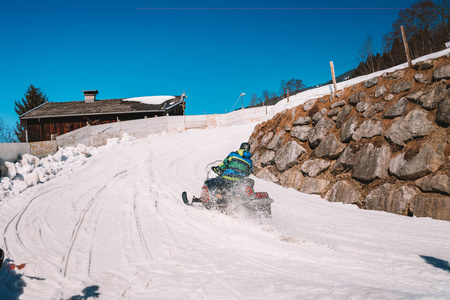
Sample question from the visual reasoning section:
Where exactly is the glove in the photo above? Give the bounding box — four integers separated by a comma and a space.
212, 166, 223, 175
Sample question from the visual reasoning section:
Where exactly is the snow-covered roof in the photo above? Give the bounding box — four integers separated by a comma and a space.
123, 96, 175, 105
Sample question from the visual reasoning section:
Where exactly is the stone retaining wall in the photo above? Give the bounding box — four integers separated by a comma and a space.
250, 54, 450, 221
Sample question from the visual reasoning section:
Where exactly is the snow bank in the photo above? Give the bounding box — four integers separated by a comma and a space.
0, 134, 138, 200
122, 95, 175, 105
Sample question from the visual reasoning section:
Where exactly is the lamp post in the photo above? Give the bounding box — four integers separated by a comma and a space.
240, 93, 246, 110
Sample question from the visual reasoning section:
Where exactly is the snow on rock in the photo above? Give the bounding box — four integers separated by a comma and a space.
122, 95, 175, 105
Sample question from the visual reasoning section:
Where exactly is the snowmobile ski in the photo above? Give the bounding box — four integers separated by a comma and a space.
182, 192, 203, 206
182, 191, 191, 205
0, 248, 4, 268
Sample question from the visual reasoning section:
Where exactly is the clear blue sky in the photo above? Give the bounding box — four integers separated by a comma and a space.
0, 0, 421, 127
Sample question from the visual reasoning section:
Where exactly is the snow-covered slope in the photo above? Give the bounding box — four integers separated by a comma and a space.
0, 123, 449, 299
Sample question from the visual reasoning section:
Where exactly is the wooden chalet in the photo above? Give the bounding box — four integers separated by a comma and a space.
20, 90, 186, 142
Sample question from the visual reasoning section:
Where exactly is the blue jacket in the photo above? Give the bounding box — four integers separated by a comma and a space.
219, 149, 253, 180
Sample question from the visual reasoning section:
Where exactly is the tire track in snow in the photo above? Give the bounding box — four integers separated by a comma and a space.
133, 186, 156, 261
61, 184, 107, 277
3, 186, 67, 255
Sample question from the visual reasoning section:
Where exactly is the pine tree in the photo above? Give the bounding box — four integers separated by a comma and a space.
14, 84, 48, 142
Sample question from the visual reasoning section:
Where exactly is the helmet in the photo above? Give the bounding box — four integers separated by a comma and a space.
240, 142, 250, 152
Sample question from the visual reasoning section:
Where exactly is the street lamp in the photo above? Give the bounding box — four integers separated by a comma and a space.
240, 93, 246, 110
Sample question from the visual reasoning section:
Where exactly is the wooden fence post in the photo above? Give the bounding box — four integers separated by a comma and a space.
287, 89, 290, 103
400, 25, 413, 68
330, 61, 338, 94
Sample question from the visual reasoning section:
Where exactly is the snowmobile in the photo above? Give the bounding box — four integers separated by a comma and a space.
182, 163, 273, 217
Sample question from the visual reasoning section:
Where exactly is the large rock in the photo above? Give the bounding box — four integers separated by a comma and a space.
260, 131, 274, 147
365, 184, 416, 215
325, 181, 361, 204
352, 144, 391, 182
412, 195, 450, 221
415, 172, 450, 195
331, 100, 346, 108
303, 99, 317, 111
433, 64, 450, 81
414, 73, 430, 83
301, 159, 331, 177
312, 108, 327, 124
418, 84, 448, 110
352, 119, 383, 142
389, 144, 445, 180
348, 91, 366, 105
385, 109, 434, 146
340, 116, 358, 142
385, 70, 405, 80
260, 150, 275, 166
267, 130, 286, 150
414, 59, 434, 70
308, 117, 335, 148
375, 84, 387, 98
335, 105, 351, 128
356, 101, 371, 113
370, 102, 386, 114
405, 90, 424, 103
274, 140, 306, 172
291, 125, 311, 142
363, 77, 378, 88
436, 99, 450, 126
279, 169, 303, 190
383, 97, 408, 118
290, 125, 311, 142
331, 146, 360, 174
299, 178, 330, 194
315, 134, 346, 159
255, 168, 278, 183
327, 107, 340, 118
390, 80, 412, 94
293, 116, 311, 126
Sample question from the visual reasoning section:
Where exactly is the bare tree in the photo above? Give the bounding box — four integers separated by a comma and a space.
435, 0, 450, 46
358, 33, 375, 74
261, 90, 272, 103
387, 0, 439, 58
0, 118, 17, 143
279, 79, 305, 97
249, 93, 259, 107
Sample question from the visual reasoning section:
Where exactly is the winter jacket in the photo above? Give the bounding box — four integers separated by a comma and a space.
218, 149, 253, 181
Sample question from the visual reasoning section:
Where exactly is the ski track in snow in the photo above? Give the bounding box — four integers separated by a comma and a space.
0, 123, 449, 299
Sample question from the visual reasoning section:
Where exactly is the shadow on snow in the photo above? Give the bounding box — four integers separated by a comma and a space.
68, 285, 100, 300
420, 255, 450, 274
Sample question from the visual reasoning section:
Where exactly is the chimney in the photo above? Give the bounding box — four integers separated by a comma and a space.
83, 90, 98, 103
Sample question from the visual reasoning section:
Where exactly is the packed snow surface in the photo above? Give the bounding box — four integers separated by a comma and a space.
0, 124, 449, 299
122, 96, 175, 105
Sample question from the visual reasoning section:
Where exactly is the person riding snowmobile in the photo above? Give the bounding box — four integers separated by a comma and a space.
207, 142, 253, 199
182, 141, 272, 216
